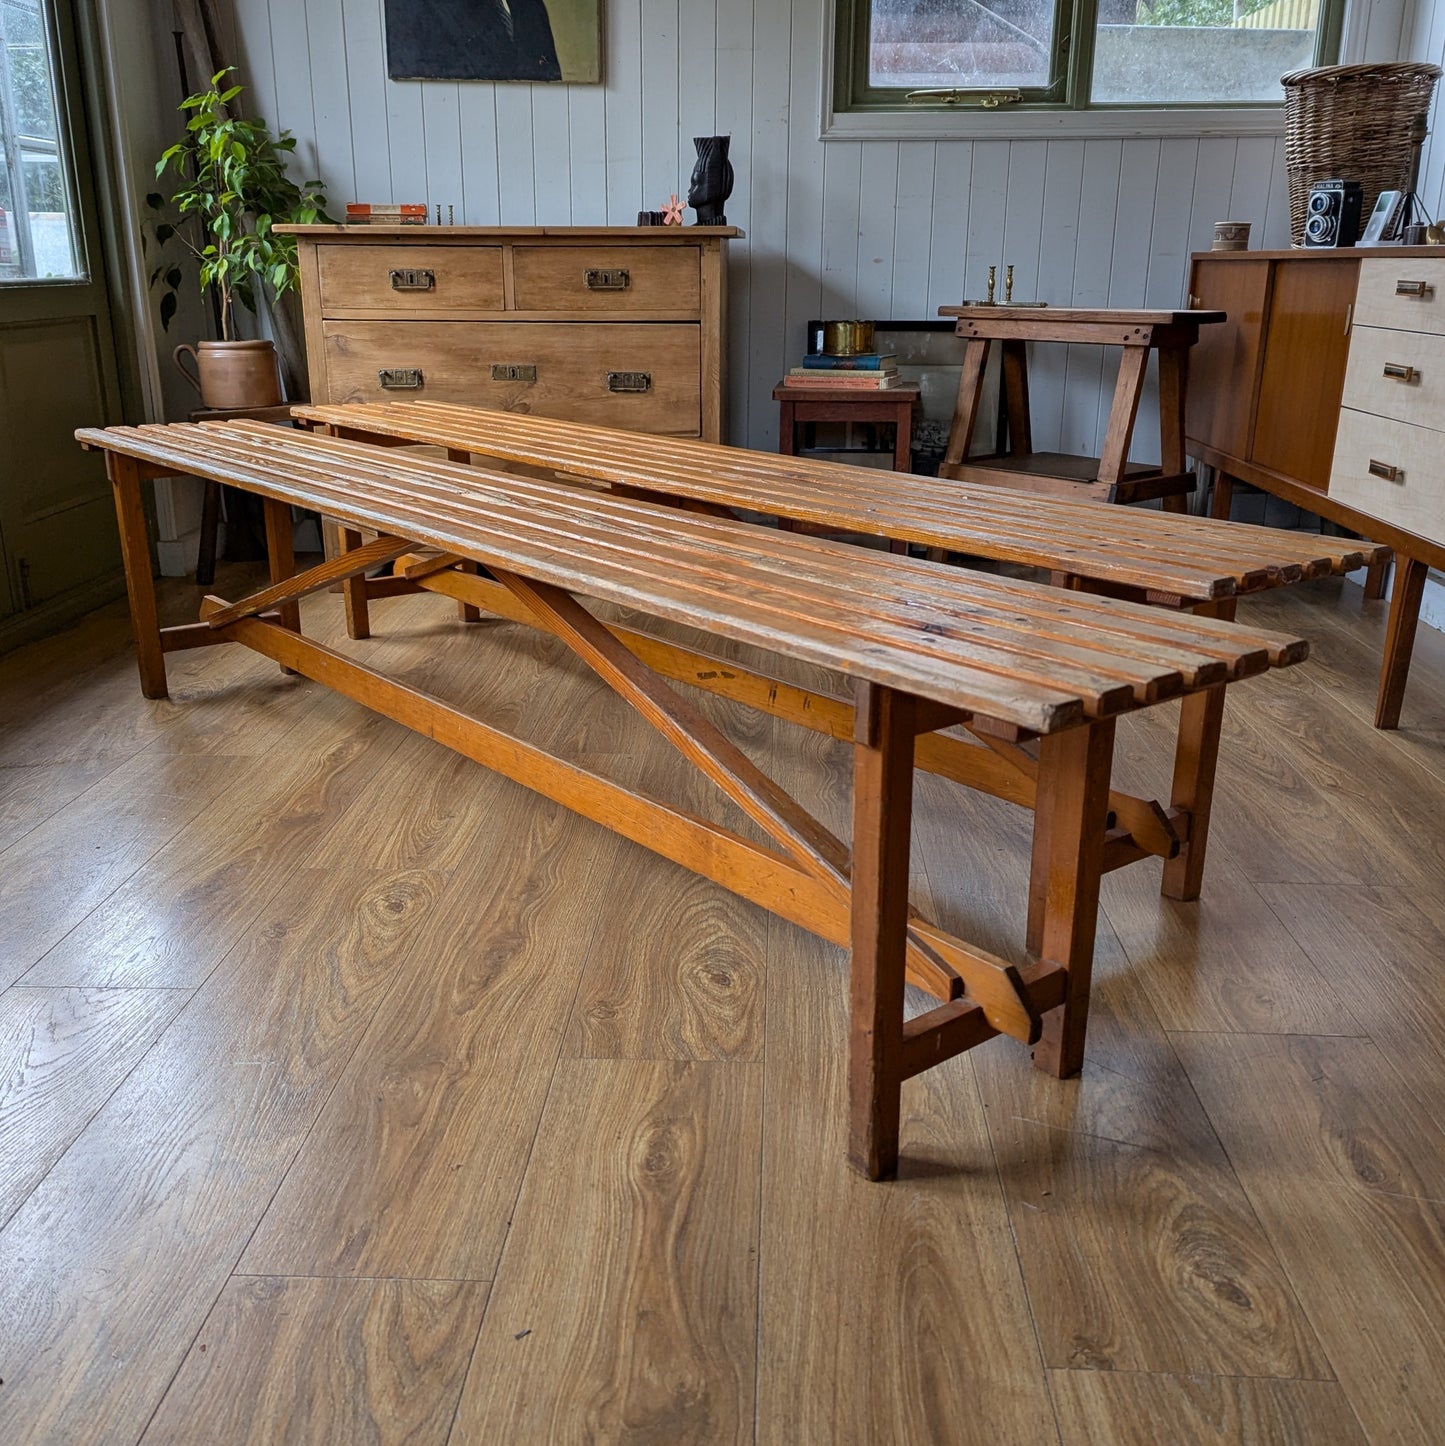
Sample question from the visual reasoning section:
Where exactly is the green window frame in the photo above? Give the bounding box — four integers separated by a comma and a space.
833, 0, 1346, 117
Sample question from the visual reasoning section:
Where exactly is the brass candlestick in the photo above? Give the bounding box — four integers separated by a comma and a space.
986, 265, 996, 305
1005, 265, 1015, 303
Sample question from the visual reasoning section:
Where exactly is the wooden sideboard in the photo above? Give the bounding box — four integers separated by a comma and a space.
278, 225, 738, 442
1187, 247, 1445, 727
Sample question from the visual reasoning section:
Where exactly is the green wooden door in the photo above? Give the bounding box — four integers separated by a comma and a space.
0, 0, 125, 629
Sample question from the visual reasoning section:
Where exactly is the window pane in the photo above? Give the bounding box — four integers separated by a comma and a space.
869, 0, 1061, 92
0, 0, 82, 281
1092, 0, 1319, 105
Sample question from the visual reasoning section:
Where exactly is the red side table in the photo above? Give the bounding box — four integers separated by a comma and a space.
773, 381, 921, 472
772, 382, 920, 556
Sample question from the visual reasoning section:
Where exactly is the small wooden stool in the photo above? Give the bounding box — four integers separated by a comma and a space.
773, 381, 920, 554
936, 307, 1224, 510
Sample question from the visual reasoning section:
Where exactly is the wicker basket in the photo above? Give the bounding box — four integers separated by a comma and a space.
1282, 63, 1441, 246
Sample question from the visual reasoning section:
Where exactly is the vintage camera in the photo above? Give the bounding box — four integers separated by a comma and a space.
1303, 179, 1364, 248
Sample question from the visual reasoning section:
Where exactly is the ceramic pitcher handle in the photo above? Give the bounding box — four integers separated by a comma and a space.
173, 343, 202, 395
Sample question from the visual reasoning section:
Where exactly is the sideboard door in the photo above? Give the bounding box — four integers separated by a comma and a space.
1252, 258, 1358, 494
1187, 257, 1271, 462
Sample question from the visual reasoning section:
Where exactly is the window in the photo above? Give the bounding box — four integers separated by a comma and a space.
834, 0, 1344, 120
0, 0, 82, 281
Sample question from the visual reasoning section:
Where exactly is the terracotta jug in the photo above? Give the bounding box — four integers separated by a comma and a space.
174, 338, 282, 410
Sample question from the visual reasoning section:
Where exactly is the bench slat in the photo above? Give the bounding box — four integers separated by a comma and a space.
293, 399, 1383, 595
209, 426, 1239, 704
197, 423, 1281, 696
218, 422, 1297, 674
77, 421, 1305, 734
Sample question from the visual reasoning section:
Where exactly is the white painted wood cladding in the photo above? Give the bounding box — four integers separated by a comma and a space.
229, 0, 1306, 454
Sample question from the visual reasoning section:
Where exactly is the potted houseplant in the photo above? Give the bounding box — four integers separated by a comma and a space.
151, 68, 329, 409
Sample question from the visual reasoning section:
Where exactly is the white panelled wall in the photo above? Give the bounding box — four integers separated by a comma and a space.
222, 0, 1304, 460
211, 0, 1438, 631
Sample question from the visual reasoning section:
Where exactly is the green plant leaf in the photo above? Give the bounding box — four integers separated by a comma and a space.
151, 67, 329, 325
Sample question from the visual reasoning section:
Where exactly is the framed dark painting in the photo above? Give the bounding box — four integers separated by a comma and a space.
385, 0, 603, 83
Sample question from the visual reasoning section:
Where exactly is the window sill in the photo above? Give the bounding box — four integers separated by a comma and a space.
820, 105, 1288, 143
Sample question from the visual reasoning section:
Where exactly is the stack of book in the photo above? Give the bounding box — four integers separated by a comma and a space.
782, 352, 903, 389
345, 203, 427, 226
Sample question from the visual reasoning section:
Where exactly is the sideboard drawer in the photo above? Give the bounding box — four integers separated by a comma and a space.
317, 245, 505, 313
321, 320, 703, 435
1353, 258, 1445, 336
512, 246, 701, 314
1330, 407, 1445, 545
1342, 323, 1445, 432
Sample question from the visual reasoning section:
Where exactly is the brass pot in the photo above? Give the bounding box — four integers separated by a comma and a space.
174, 338, 282, 410
822, 320, 875, 357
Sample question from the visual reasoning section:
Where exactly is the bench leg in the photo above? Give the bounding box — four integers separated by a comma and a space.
1027, 719, 1116, 1079
1209, 470, 1235, 521
262, 498, 301, 633
196, 478, 221, 586
263, 497, 301, 677
340, 526, 372, 640
1161, 684, 1227, 902
1376, 554, 1429, 729
107, 453, 168, 700
455, 560, 484, 621
848, 684, 917, 1180
1363, 551, 1390, 603
444, 450, 485, 622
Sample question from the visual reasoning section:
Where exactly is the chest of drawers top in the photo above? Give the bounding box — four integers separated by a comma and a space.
278, 225, 740, 322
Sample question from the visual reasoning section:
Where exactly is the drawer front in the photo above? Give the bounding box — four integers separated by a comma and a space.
316, 245, 505, 312
511, 246, 701, 314
1353, 258, 1445, 335
1343, 324, 1445, 432
1330, 407, 1445, 545
322, 321, 702, 435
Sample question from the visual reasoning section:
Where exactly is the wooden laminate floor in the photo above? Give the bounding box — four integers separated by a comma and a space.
1, 561, 1443, 1445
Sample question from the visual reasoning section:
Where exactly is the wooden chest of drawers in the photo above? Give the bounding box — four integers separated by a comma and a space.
280, 225, 738, 442
1331, 258, 1445, 550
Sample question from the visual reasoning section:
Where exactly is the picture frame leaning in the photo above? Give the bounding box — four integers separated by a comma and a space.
384, 0, 603, 84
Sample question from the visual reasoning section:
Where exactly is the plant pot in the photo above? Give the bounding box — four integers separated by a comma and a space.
173, 338, 282, 410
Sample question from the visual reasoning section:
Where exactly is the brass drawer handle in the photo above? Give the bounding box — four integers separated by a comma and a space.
586, 267, 630, 290
389, 268, 435, 291
491, 363, 537, 383
1383, 362, 1418, 382
606, 370, 652, 393
1368, 459, 1402, 481
378, 368, 423, 389
1395, 278, 1435, 297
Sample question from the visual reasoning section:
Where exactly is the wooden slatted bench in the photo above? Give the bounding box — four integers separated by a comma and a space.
78, 420, 1308, 1179
292, 399, 1378, 903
